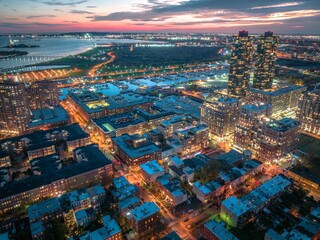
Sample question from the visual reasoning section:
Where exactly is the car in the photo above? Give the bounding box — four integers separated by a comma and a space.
184, 218, 189, 222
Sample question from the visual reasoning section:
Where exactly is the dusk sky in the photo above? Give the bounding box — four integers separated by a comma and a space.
0, 0, 319, 34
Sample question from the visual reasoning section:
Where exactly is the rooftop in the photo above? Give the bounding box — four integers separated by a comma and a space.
29, 106, 69, 128
1, 145, 111, 199
204, 220, 239, 240
133, 106, 175, 121
69, 91, 152, 114
80, 215, 121, 240
217, 97, 239, 104
30, 221, 45, 237
0, 123, 88, 155
222, 175, 291, 217
28, 198, 62, 221
265, 229, 286, 240
92, 112, 144, 134
174, 123, 209, 139
74, 144, 113, 165
215, 149, 245, 166
267, 118, 300, 132
30, 154, 61, 175
140, 160, 164, 176
157, 174, 186, 197
171, 156, 184, 167
155, 95, 201, 119
112, 176, 139, 201
248, 84, 306, 96
118, 196, 140, 210
160, 231, 182, 240
221, 196, 250, 217
160, 115, 191, 127
129, 202, 160, 221
194, 180, 223, 195
112, 134, 161, 159
242, 103, 272, 113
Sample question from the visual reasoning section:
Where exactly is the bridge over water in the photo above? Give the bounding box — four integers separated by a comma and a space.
0, 55, 67, 72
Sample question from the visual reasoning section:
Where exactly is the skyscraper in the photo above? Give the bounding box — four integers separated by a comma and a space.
253, 31, 278, 90
228, 30, 254, 96
0, 80, 31, 135
28, 80, 59, 110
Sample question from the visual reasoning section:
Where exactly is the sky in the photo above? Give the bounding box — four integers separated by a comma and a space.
0, 0, 319, 34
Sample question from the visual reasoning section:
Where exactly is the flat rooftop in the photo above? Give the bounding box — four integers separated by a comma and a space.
133, 106, 175, 121
74, 144, 113, 165
118, 196, 140, 210
160, 231, 182, 240
28, 197, 61, 221
69, 91, 152, 114
112, 134, 161, 159
267, 118, 300, 132
157, 174, 186, 197
1, 145, 111, 199
217, 97, 238, 104
248, 84, 306, 96
215, 149, 244, 166
160, 115, 191, 127
221, 196, 250, 217
222, 175, 291, 217
155, 95, 201, 119
129, 202, 160, 221
194, 180, 223, 195
204, 220, 239, 240
29, 105, 69, 128
92, 112, 144, 133
140, 160, 164, 176
112, 176, 139, 201
0, 123, 89, 153
242, 103, 272, 113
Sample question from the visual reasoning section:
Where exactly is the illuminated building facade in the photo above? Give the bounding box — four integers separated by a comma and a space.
246, 84, 307, 114
253, 31, 278, 90
0, 144, 112, 214
201, 98, 240, 139
252, 118, 300, 162
112, 134, 161, 166
296, 87, 320, 137
0, 81, 31, 135
228, 30, 254, 96
234, 103, 272, 150
169, 123, 210, 157
127, 202, 161, 235
28, 80, 59, 110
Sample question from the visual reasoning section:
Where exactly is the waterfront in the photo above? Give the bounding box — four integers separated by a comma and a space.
59, 69, 229, 100
0, 36, 153, 69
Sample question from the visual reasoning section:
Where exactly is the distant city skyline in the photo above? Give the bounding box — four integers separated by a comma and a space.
0, 0, 319, 34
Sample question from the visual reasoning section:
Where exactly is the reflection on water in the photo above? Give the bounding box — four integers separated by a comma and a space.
0, 36, 151, 69
59, 70, 228, 101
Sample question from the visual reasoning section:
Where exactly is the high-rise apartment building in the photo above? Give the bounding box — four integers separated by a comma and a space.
201, 98, 240, 139
253, 31, 278, 90
0, 81, 31, 135
296, 86, 320, 137
228, 30, 254, 96
28, 80, 59, 110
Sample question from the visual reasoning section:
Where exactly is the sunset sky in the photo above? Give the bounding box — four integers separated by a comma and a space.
0, 0, 319, 34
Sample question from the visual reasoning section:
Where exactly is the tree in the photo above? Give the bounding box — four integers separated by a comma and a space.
195, 159, 222, 183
